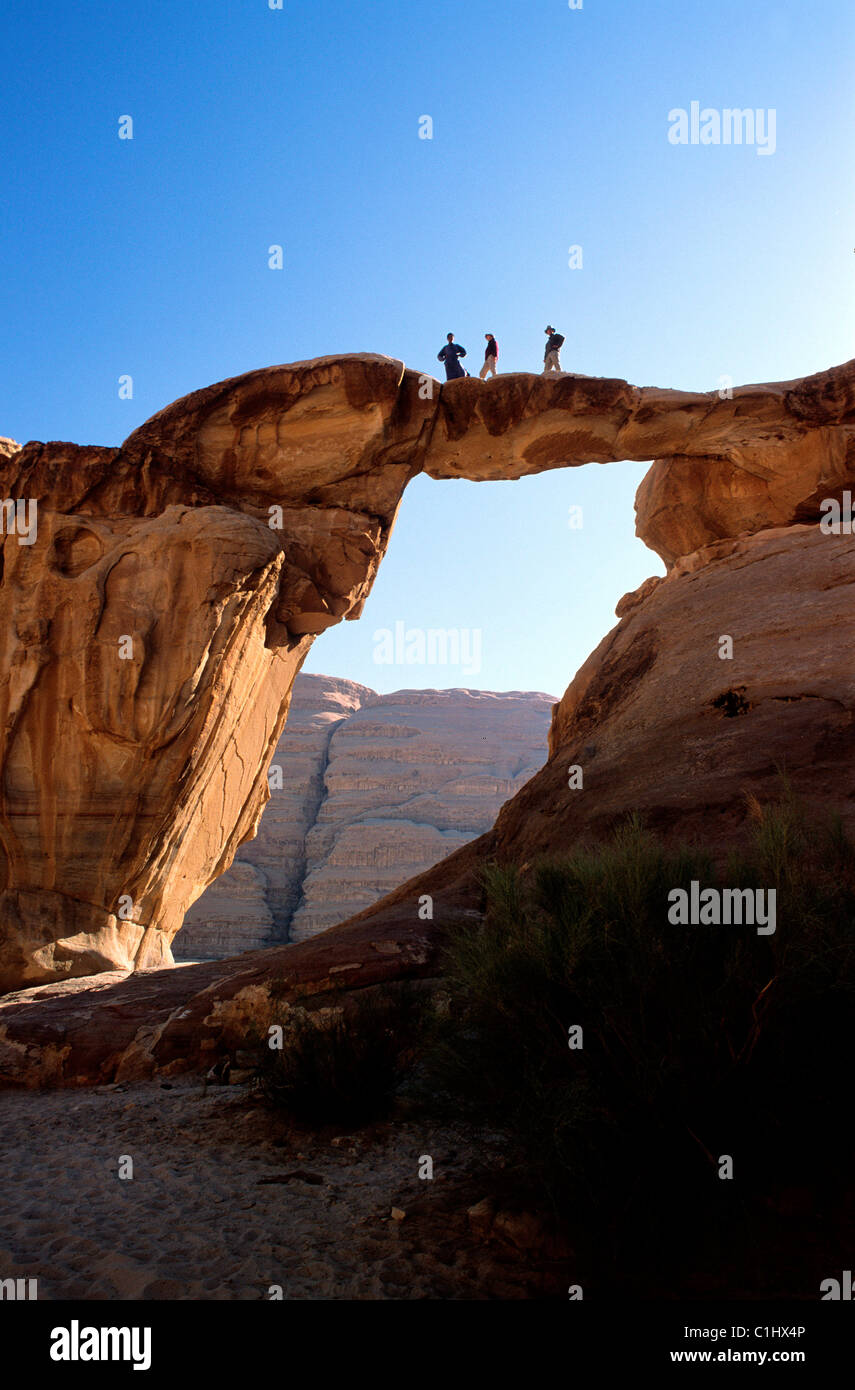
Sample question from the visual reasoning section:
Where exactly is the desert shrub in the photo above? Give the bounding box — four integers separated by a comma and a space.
422, 802, 855, 1288
257, 984, 424, 1126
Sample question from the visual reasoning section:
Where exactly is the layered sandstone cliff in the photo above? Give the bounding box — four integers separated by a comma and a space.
1, 354, 853, 1001
176, 674, 370, 957
177, 676, 553, 957
290, 684, 555, 941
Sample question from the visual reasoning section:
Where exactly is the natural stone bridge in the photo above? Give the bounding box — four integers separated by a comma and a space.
0, 354, 853, 1028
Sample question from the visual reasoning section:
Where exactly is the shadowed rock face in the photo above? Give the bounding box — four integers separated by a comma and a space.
0, 354, 853, 1002
501, 523, 855, 859
0, 357, 434, 992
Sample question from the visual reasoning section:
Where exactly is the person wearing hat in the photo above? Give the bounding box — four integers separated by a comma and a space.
543, 325, 565, 374
437, 332, 468, 380
479, 333, 499, 379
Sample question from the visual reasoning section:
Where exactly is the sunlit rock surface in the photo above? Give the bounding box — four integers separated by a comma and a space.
1, 353, 852, 996
177, 676, 554, 957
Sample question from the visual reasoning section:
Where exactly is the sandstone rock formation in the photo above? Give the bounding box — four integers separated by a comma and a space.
489, 523, 855, 863
0, 357, 437, 993
176, 675, 370, 957
289, 684, 555, 940
1, 510, 853, 1086
177, 676, 554, 958
1, 354, 853, 1000
422, 362, 855, 560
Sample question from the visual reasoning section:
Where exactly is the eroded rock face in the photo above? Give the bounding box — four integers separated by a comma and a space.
179, 672, 369, 956
499, 523, 855, 858
177, 677, 554, 957
422, 361, 855, 568
290, 685, 554, 940
1, 354, 853, 996
1, 510, 852, 1086
0, 358, 434, 992
177, 674, 372, 957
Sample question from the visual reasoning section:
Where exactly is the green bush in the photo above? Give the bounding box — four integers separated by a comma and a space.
422, 802, 855, 1289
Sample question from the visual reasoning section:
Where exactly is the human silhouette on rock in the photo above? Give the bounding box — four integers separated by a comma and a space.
543, 325, 565, 374
437, 333, 468, 380
480, 334, 499, 379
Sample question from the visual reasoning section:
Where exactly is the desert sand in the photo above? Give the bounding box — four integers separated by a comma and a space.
0, 1078, 545, 1301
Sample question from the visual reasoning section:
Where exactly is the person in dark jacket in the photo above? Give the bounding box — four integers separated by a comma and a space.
437, 333, 467, 379
543, 325, 565, 373
479, 333, 499, 379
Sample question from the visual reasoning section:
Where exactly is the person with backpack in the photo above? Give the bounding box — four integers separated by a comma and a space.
437, 333, 468, 380
543, 325, 565, 374
479, 333, 499, 379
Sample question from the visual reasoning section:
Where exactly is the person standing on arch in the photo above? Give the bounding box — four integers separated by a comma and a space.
543, 325, 565, 374
437, 333, 468, 380
479, 333, 499, 379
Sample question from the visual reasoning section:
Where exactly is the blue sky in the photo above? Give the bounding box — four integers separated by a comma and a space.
2, 0, 853, 698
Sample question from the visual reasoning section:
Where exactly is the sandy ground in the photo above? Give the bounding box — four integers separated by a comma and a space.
0, 1078, 549, 1301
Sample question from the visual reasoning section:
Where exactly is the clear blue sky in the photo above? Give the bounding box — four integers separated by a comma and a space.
2, 0, 853, 699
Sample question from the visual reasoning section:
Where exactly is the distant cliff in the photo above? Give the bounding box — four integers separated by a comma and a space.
175, 674, 554, 958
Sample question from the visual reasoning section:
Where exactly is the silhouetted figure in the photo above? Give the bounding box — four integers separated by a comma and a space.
543, 325, 565, 374
480, 334, 499, 379
438, 333, 467, 380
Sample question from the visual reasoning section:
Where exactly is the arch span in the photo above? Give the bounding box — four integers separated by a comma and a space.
0, 354, 853, 994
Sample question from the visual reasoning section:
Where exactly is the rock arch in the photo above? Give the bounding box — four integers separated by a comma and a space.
0, 354, 853, 995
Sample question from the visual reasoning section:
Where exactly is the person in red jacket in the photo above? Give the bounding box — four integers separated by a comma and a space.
479, 333, 499, 379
